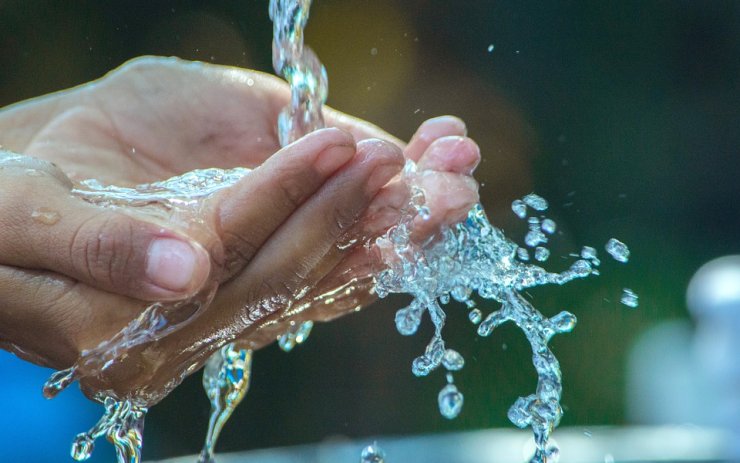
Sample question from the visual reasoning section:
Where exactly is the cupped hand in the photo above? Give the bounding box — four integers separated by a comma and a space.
0, 57, 480, 404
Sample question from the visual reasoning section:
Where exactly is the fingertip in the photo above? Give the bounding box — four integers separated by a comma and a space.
405, 115, 468, 162
417, 136, 481, 175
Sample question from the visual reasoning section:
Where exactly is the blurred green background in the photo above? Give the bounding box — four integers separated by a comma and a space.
0, 0, 738, 461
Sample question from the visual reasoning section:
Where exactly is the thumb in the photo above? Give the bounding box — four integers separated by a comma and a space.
0, 152, 211, 301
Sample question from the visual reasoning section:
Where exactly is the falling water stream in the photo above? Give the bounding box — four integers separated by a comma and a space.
33, 1, 637, 462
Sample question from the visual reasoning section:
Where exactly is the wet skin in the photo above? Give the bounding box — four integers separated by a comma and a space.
0, 57, 480, 404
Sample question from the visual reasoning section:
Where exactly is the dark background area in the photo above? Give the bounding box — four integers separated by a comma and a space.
0, 1, 738, 461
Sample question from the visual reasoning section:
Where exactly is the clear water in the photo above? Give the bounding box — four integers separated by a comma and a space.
195, 2, 324, 460
41, 167, 253, 462
37, 1, 638, 462
199, 344, 253, 463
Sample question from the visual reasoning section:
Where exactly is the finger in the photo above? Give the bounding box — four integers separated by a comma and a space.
0, 265, 141, 370
404, 116, 467, 162
413, 171, 479, 237
234, 138, 404, 303
0, 154, 211, 301
416, 136, 481, 175
139, 140, 404, 372
212, 127, 356, 277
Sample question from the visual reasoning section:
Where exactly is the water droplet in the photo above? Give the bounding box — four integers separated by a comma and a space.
511, 199, 527, 219
620, 288, 639, 308
71, 434, 94, 460
468, 308, 482, 324
534, 247, 550, 262
370, 47, 378, 56
517, 247, 530, 261
523, 193, 548, 211
31, 207, 60, 225
25, 168, 44, 177
360, 443, 386, 463
604, 454, 615, 463
541, 218, 556, 234
438, 383, 464, 419
550, 311, 577, 333
487, 44, 495, 52
43, 367, 77, 398
583, 429, 593, 438
525, 230, 546, 247
442, 349, 464, 371
605, 238, 630, 263
395, 302, 423, 336
247, 77, 255, 86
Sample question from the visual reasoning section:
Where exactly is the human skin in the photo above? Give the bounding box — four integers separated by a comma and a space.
0, 57, 480, 405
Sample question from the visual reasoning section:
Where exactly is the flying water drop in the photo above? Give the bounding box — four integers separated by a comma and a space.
605, 238, 630, 263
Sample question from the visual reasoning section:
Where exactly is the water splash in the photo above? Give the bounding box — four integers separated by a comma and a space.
270, 0, 327, 146
278, 321, 314, 352
375, 191, 621, 462
41, 168, 252, 462
605, 238, 630, 263
198, 344, 253, 463
192, 3, 327, 459
70, 397, 146, 463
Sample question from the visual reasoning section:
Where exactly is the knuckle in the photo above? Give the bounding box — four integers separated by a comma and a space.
70, 213, 136, 289
329, 205, 359, 239
221, 231, 260, 276
274, 168, 308, 210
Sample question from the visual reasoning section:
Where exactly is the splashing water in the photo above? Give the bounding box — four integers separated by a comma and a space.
70, 397, 146, 463
35, 1, 637, 461
270, 0, 327, 146
192, 3, 325, 460
265, 1, 636, 461
41, 167, 254, 462
199, 344, 253, 463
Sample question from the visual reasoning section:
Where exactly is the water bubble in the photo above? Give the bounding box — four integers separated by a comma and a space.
360, 443, 386, 463
487, 44, 495, 52
468, 308, 482, 324
523, 193, 548, 211
605, 238, 630, 263
442, 349, 465, 371
511, 199, 527, 219
583, 429, 593, 438
541, 218, 556, 234
438, 383, 464, 419
25, 168, 44, 177
620, 288, 639, 308
370, 47, 378, 56
534, 247, 550, 262
31, 207, 60, 225
604, 454, 615, 463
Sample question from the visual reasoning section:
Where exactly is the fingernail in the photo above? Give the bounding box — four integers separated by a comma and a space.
146, 238, 201, 292
315, 143, 355, 175
418, 116, 467, 140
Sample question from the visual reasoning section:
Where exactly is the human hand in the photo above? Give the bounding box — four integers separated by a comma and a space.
0, 57, 480, 404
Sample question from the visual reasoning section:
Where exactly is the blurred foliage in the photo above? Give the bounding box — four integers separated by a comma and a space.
0, 0, 738, 461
